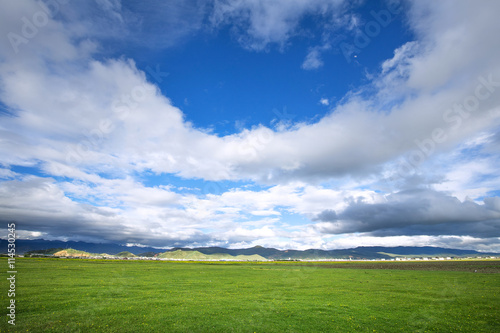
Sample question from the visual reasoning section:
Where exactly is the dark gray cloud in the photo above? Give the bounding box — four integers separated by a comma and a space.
315, 190, 500, 237
314, 209, 337, 222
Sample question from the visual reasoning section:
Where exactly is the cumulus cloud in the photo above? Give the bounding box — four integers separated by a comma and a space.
302, 48, 324, 70
314, 190, 500, 238
0, 174, 205, 246
210, 0, 345, 50
319, 98, 329, 106
313, 209, 337, 222
322, 235, 500, 253
0, 0, 499, 251
2, 0, 499, 185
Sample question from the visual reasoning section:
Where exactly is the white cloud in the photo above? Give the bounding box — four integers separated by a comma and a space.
2, 1, 499, 185
323, 235, 500, 253
314, 189, 500, 238
302, 48, 324, 70
0, 0, 499, 250
0, 168, 18, 179
404, 0, 500, 92
210, 0, 345, 50
319, 98, 329, 106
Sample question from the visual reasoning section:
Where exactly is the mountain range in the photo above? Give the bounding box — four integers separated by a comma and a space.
1, 239, 498, 260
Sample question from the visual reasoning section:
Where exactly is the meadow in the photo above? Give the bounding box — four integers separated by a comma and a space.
1, 258, 499, 332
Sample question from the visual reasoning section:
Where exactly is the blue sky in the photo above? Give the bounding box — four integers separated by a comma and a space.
0, 0, 500, 251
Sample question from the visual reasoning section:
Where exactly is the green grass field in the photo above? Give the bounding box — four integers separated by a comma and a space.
1, 258, 499, 332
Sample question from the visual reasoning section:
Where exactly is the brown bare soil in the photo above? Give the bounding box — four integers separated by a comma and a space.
308, 260, 500, 273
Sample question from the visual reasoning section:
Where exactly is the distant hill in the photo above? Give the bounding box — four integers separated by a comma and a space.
1, 239, 498, 260
115, 251, 136, 258
53, 249, 93, 257
158, 245, 499, 260
28, 248, 138, 258
158, 249, 266, 261
0, 239, 165, 255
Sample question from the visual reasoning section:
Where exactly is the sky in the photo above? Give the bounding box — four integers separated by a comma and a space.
0, 0, 499, 252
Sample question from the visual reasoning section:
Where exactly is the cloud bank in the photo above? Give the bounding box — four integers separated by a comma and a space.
0, 0, 499, 251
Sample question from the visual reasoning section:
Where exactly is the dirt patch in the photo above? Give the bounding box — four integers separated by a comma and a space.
307, 260, 500, 273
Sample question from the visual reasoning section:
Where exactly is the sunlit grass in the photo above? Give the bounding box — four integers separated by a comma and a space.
1, 258, 499, 332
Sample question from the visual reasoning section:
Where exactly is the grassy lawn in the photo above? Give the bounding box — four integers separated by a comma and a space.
1, 258, 499, 332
